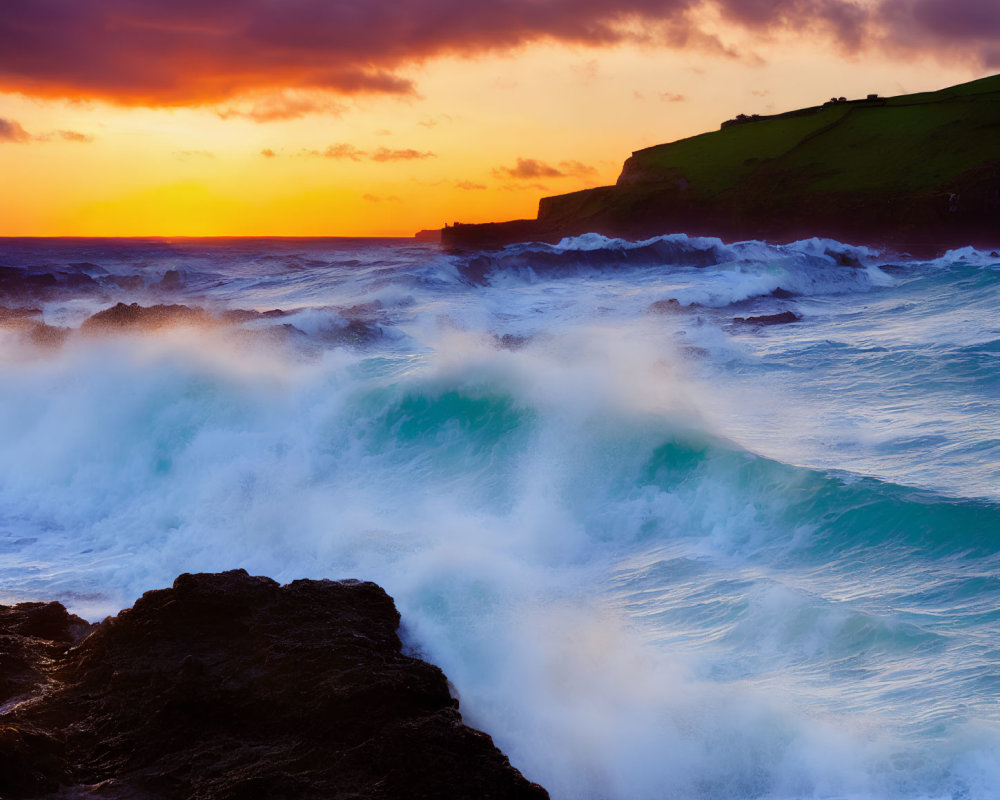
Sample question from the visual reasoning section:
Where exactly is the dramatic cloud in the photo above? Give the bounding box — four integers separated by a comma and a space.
875, 0, 1000, 61
0, 118, 31, 143
0, 0, 993, 106
493, 158, 596, 180
370, 148, 436, 162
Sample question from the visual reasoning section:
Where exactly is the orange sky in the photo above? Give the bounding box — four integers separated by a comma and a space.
0, 4, 995, 236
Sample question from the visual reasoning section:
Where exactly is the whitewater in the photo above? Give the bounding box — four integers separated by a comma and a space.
1, 234, 998, 799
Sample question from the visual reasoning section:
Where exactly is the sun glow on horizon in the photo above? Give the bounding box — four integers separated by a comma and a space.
0, 35, 990, 237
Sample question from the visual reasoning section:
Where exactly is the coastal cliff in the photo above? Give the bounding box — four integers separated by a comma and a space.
442, 74, 1000, 254
0, 570, 548, 800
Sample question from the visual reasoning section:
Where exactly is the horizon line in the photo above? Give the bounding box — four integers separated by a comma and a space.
0, 234, 425, 241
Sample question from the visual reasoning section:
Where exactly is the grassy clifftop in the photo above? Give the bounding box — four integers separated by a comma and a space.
612, 74, 1000, 196
444, 75, 1000, 252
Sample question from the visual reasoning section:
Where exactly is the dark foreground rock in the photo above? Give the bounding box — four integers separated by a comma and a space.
0, 570, 548, 800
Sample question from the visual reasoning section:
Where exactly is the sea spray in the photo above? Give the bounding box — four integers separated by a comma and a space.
1, 236, 998, 799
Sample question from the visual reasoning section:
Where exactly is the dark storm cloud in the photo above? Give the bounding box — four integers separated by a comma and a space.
0, 0, 994, 106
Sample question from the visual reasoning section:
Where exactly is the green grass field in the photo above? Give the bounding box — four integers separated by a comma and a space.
617, 74, 1000, 200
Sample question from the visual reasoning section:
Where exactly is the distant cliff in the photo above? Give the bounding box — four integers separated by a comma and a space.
443, 74, 1000, 254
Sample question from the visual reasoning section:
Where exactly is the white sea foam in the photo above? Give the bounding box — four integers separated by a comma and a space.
1, 237, 999, 799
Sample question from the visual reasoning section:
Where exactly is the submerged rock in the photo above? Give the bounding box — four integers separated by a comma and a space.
493, 333, 531, 350
219, 307, 291, 324
0, 306, 44, 322
0, 307, 69, 347
153, 269, 184, 292
0, 570, 548, 800
645, 298, 684, 314
105, 274, 146, 292
80, 301, 210, 332
733, 310, 801, 325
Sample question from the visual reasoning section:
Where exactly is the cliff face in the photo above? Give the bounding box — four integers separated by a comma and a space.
0, 570, 548, 800
444, 74, 1000, 254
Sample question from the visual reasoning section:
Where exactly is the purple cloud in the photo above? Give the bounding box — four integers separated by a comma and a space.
0, 0, 993, 106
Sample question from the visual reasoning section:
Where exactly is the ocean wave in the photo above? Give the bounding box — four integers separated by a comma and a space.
2, 237, 1000, 799
456, 233, 896, 309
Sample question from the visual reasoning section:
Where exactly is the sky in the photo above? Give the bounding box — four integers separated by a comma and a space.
1, 0, 997, 237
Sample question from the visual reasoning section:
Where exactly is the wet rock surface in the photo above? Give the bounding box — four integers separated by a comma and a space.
645, 298, 686, 314
733, 310, 801, 325
80, 302, 211, 332
0, 306, 69, 347
0, 570, 548, 800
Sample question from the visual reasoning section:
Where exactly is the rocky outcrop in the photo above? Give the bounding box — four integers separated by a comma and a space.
80, 301, 212, 332
77, 302, 383, 347
733, 310, 801, 325
0, 265, 103, 302
0, 306, 69, 347
0, 570, 548, 800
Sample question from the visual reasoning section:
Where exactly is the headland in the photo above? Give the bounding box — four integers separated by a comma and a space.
438, 75, 1000, 254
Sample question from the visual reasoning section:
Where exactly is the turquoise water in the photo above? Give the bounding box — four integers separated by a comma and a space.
0, 235, 998, 798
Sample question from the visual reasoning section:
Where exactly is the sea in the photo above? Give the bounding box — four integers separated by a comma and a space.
1, 234, 998, 799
